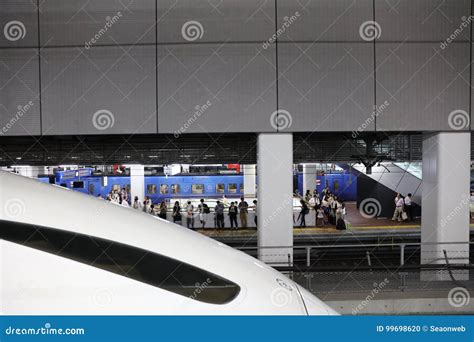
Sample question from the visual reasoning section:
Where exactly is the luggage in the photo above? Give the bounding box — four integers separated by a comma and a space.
336, 218, 346, 230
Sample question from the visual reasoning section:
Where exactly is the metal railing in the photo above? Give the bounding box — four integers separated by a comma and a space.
236, 241, 472, 268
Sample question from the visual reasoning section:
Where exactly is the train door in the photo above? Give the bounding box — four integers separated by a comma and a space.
87, 178, 101, 197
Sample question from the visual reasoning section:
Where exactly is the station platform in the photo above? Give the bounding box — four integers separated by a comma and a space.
191, 202, 474, 244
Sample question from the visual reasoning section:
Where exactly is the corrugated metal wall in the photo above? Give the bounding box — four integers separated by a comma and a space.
0, 0, 472, 136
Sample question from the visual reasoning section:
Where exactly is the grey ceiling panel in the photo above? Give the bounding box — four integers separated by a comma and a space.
0, 0, 38, 47
157, 44, 276, 133
39, 0, 155, 47
157, 0, 274, 43
375, 0, 471, 42
276, 0, 373, 42
0, 48, 41, 136
278, 42, 374, 132
41, 46, 156, 135
376, 42, 470, 131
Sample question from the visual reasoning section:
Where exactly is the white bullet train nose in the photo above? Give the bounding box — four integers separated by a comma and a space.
0, 171, 338, 315
297, 284, 339, 315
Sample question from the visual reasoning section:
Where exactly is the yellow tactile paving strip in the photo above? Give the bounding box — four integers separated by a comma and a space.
198, 224, 474, 237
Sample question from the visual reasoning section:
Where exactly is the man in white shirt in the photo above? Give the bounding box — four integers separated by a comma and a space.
404, 193, 413, 222
392, 193, 404, 222
186, 201, 195, 229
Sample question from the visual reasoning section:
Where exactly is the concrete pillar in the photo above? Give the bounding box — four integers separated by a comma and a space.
421, 132, 470, 267
130, 165, 145, 203
243, 164, 256, 197
302, 164, 317, 196
257, 133, 293, 266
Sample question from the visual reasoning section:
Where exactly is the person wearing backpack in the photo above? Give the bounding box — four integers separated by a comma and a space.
228, 202, 238, 229
238, 197, 249, 228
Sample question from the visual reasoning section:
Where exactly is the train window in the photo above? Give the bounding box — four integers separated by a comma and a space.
192, 184, 204, 194
216, 184, 225, 194
147, 184, 157, 194
239, 184, 244, 193
228, 184, 237, 194
160, 184, 169, 194
333, 180, 339, 191
72, 181, 84, 189
0, 220, 240, 305
171, 184, 180, 194
88, 183, 95, 195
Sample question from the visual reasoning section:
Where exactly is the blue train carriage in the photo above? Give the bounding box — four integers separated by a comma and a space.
49, 168, 94, 194
144, 175, 244, 204
297, 172, 357, 201
89, 176, 131, 198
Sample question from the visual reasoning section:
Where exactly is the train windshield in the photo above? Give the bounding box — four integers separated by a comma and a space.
1, 219, 240, 305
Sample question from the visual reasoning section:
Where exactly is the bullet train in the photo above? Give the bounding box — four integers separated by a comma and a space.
0, 171, 337, 315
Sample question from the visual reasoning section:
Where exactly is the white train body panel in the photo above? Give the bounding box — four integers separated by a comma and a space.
0, 171, 337, 315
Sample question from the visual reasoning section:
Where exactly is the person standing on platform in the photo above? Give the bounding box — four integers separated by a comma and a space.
238, 197, 249, 228
252, 200, 258, 228
298, 199, 309, 227
144, 196, 151, 213
392, 193, 404, 222
172, 201, 182, 224
316, 207, 325, 227
304, 190, 311, 202
215, 201, 225, 229
186, 201, 195, 229
198, 199, 209, 228
132, 196, 142, 210
228, 202, 238, 229
158, 201, 167, 220
404, 193, 413, 222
